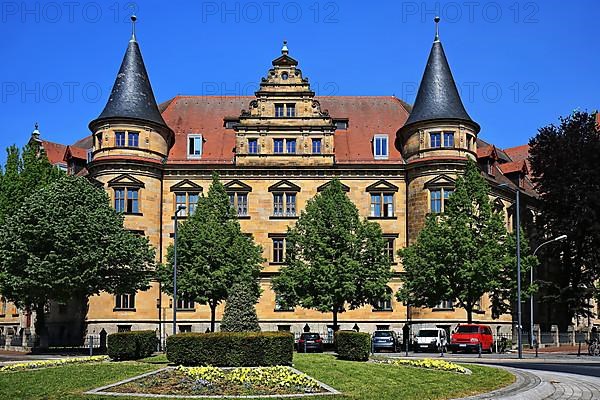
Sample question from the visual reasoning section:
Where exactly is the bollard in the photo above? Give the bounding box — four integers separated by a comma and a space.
405, 337, 409, 357
304, 339, 307, 354
535, 341, 539, 358
89, 335, 93, 356
578, 342, 581, 358
440, 343, 444, 358
478, 343, 482, 358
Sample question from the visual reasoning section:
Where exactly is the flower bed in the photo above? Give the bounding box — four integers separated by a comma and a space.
373, 358, 468, 374
0, 355, 109, 373
98, 366, 332, 397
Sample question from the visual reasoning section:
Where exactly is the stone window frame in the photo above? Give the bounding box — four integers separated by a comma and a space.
433, 299, 454, 311
127, 131, 140, 147
269, 180, 301, 220
372, 286, 393, 312
383, 233, 399, 264
443, 131, 455, 147
366, 180, 398, 220
269, 233, 286, 265
224, 180, 253, 219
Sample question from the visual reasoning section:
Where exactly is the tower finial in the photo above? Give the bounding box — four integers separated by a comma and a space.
32, 122, 40, 138
130, 14, 137, 42
281, 40, 289, 55
434, 16, 440, 42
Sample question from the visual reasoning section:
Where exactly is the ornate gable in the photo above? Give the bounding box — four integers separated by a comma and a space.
366, 180, 399, 193
234, 42, 336, 167
169, 179, 203, 193
107, 174, 145, 188
224, 179, 252, 193
268, 180, 301, 193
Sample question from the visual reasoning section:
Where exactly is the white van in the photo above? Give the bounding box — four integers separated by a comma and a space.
414, 328, 447, 352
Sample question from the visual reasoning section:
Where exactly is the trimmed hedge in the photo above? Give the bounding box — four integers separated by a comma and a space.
166, 331, 294, 367
335, 331, 371, 361
107, 330, 158, 361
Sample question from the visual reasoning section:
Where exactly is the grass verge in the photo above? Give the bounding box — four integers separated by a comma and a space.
0, 353, 513, 400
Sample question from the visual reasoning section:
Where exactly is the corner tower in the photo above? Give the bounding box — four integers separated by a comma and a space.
88, 15, 173, 163
397, 17, 479, 162
400, 18, 480, 244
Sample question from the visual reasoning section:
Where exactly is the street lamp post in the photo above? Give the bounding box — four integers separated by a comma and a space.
530, 234, 567, 349
499, 184, 522, 358
173, 205, 186, 336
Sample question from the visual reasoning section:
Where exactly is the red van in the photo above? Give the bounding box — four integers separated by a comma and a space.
449, 324, 494, 353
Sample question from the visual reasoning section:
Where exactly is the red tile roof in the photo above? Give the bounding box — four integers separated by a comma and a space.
503, 144, 530, 163
161, 96, 410, 164
499, 160, 528, 175
64, 145, 87, 161
40, 140, 67, 166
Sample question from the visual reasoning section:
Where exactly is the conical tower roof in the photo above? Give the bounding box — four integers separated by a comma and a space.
402, 20, 479, 133
90, 17, 169, 131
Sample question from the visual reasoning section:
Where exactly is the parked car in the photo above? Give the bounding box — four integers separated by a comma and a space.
372, 330, 398, 353
414, 328, 447, 352
297, 333, 323, 353
448, 324, 494, 353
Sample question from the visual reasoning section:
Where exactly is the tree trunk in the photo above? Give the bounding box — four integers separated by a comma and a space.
34, 303, 48, 349
332, 309, 339, 332
210, 301, 217, 332
466, 305, 473, 324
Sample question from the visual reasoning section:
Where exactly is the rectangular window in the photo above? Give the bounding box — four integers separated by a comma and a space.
179, 325, 192, 333
383, 194, 394, 217
286, 139, 296, 154
114, 188, 125, 212
128, 131, 139, 147
115, 293, 135, 310
117, 325, 132, 332
273, 193, 284, 216
86, 148, 93, 163
374, 298, 392, 311
430, 189, 442, 213
335, 121, 348, 130
115, 131, 126, 147
237, 193, 248, 216
248, 138, 258, 154
374, 135, 389, 159
385, 238, 395, 262
175, 193, 187, 216
127, 189, 139, 214
273, 139, 284, 154
285, 193, 296, 216
286, 103, 296, 117
435, 300, 454, 310
275, 104, 284, 117
187, 134, 202, 158
188, 193, 199, 215
370, 193, 382, 217
312, 138, 322, 154
443, 132, 454, 147
177, 297, 195, 310
430, 132, 442, 148
272, 238, 285, 263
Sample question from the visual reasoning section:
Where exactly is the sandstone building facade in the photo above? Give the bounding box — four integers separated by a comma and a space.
0, 22, 540, 345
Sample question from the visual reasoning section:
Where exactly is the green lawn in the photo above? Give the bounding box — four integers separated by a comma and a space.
0, 354, 513, 400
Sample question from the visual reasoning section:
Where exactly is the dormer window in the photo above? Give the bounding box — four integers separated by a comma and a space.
187, 134, 202, 159
430, 132, 441, 148
373, 134, 389, 160
443, 132, 454, 147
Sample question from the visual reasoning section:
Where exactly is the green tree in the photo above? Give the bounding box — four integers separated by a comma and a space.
220, 282, 261, 332
0, 141, 62, 222
272, 179, 392, 331
397, 160, 534, 323
528, 110, 600, 325
0, 176, 155, 345
157, 173, 264, 332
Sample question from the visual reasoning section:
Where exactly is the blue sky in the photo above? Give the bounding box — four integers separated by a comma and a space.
0, 1, 597, 162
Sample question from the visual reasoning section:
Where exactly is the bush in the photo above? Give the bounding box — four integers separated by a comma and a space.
166, 331, 293, 367
220, 283, 261, 332
335, 331, 371, 361
107, 330, 158, 361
